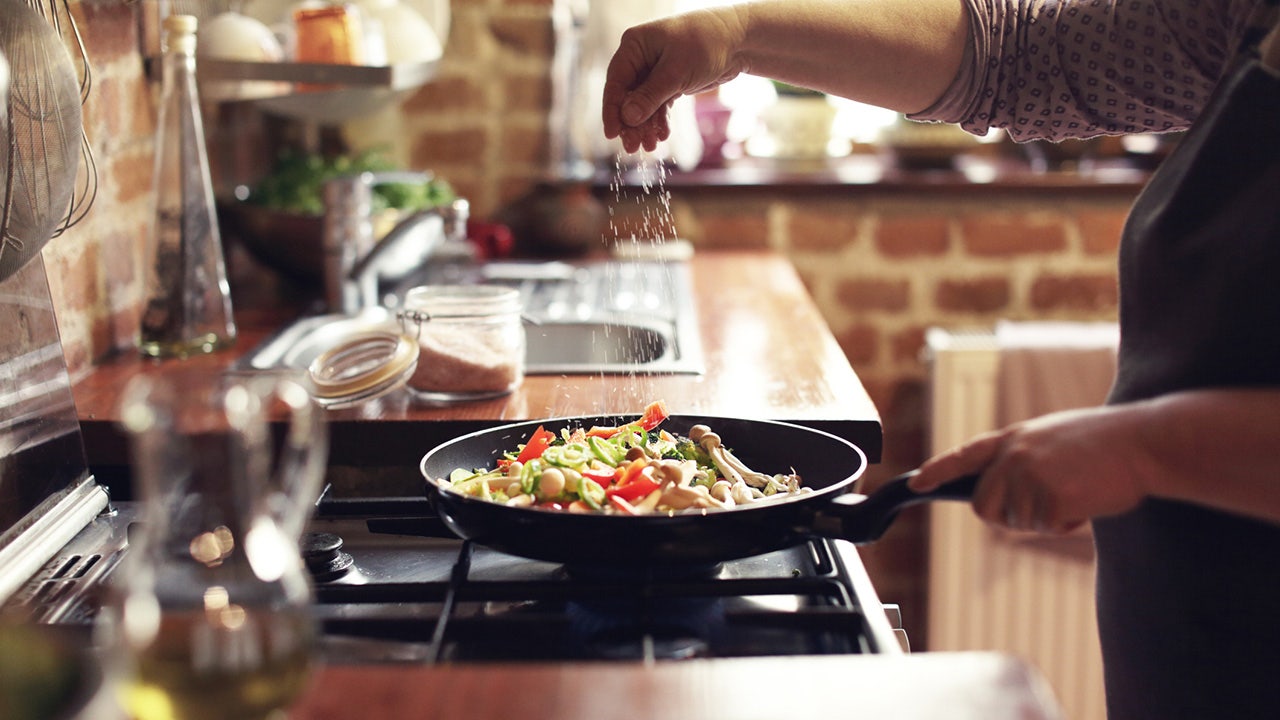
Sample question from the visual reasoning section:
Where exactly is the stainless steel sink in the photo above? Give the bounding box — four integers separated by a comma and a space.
234, 260, 704, 376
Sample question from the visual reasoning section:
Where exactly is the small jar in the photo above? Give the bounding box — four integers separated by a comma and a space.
399, 285, 525, 403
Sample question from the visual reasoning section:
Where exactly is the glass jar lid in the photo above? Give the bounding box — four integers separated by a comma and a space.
306, 330, 418, 407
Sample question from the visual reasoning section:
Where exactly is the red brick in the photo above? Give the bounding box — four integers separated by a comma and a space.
692, 208, 769, 250
411, 127, 489, 165
788, 205, 860, 252
1029, 273, 1119, 312
1078, 207, 1129, 255
503, 75, 553, 113
835, 278, 911, 312
890, 326, 929, 365
404, 76, 486, 114
835, 323, 880, 366
489, 15, 555, 58
76, 0, 139, 64
106, 147, 155, 207
498, 124, 550, 167
875, 214, 950, 257
960, 212, 1068, 256
934, 276, 1011, 313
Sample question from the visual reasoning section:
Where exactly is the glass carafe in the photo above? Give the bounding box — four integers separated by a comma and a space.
99, 370, 327, 720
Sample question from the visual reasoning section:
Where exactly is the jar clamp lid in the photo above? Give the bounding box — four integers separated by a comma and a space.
306, 330, 419, 407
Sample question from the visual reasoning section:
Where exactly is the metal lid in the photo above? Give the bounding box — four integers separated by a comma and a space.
306, 330, 418, 407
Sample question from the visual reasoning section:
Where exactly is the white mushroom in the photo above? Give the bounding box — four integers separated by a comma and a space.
688, 424, 802, 491
730, 480, 757, 505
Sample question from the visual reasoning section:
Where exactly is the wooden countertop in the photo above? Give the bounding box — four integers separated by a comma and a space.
287, 653, 1063, 720
73, 251, 881, 490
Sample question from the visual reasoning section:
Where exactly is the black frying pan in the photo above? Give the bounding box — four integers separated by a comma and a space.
419, 414, 976, 568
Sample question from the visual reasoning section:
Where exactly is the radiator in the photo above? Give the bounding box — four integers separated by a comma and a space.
924, 325, 1116, 720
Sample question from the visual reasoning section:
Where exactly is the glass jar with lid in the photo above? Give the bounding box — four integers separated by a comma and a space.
399, 285, 525, 403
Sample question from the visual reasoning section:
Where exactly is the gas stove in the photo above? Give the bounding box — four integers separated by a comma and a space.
301, 494, 905, 663
5, 492, 905, 664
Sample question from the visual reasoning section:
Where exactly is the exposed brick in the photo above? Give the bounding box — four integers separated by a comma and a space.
691, 208, 769, 250
960, 211, 1068, 256
106, 147, 155, 207
787, 205, 860, 252
102, 228, 142, 294
498, 124, 550, 167
1030, 273, 1119, 312
46, 244, 99, 316
934, 276, 1012, 313
890, 325, 929, 365
1078, 207, 1129, 255
835, 278, 911, 312
603, 196, 681, 243
875, 214, 950, 257
411, 127, 489, 165
503, 75, 553, 113
77, 0, 139, 64
835, 323, 880, 366
489, 15, 555, 58
403, 76, 487, 114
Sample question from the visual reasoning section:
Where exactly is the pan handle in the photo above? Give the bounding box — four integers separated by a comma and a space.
812, 470, 978, 544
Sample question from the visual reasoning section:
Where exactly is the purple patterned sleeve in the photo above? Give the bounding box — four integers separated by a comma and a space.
911, 0, 1269, 141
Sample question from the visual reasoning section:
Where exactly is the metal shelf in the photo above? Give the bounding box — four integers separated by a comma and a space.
197, 58, 439, 91
190, 58, 440, 124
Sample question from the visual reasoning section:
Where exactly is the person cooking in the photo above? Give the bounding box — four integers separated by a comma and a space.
601, 1, 1280, 718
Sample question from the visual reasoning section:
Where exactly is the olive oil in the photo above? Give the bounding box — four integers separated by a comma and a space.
120, 609, 314, 720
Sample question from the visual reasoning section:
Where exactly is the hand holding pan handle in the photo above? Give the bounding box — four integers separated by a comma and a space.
811, 470, 979, 544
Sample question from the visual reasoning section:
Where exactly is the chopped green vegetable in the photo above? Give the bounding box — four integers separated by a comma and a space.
248, 148, 455, 216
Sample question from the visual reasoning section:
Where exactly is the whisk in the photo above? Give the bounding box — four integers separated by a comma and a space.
0, 0, 96, 282
23, 0, 98, 235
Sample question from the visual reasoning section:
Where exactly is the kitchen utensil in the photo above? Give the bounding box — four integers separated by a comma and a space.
0, 0, 86, 283
419, 414, 976, 568
98, 370, 328, 720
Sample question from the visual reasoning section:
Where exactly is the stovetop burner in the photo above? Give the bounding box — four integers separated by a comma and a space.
301, 531, 354, 582
302, 498, 900, 664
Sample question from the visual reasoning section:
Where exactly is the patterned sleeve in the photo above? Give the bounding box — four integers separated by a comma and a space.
910, 0, 1272, 141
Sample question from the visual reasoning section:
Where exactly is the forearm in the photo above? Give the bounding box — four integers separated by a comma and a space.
733, 0, 970, 113
1133, 389, 1280, 524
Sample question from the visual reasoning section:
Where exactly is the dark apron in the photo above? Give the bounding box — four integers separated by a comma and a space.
1098, 48, 1280, 720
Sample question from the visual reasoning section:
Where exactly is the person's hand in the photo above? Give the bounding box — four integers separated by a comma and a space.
908, 405, 1152, 533
602, 8, 748, 153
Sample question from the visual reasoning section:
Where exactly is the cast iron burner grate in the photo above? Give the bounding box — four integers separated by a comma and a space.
310, 534, 881, 663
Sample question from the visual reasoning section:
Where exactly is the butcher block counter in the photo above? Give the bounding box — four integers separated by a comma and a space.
73, 250, 882, 493
287, 653, 1063, 720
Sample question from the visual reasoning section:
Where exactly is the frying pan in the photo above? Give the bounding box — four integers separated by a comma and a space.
419, 414, 977, 568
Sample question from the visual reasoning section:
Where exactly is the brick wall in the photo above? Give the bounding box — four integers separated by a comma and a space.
44, 0, 1137, 648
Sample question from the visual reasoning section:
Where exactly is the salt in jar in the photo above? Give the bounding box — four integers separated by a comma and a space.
399, 285, 525, 403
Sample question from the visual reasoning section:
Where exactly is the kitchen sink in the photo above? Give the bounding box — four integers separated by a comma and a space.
234, 260, 704, 376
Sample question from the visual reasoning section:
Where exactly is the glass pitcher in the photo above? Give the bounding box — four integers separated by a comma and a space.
99, 370, 327, 720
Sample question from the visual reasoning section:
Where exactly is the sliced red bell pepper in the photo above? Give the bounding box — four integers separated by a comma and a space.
605, 459, 659, 502
514, 425, 556, 465
585, 400, 670, 439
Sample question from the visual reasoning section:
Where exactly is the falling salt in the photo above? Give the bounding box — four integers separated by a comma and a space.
599, 152, 682, 403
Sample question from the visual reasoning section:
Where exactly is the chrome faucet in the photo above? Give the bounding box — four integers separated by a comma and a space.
322, 171, 471, 315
